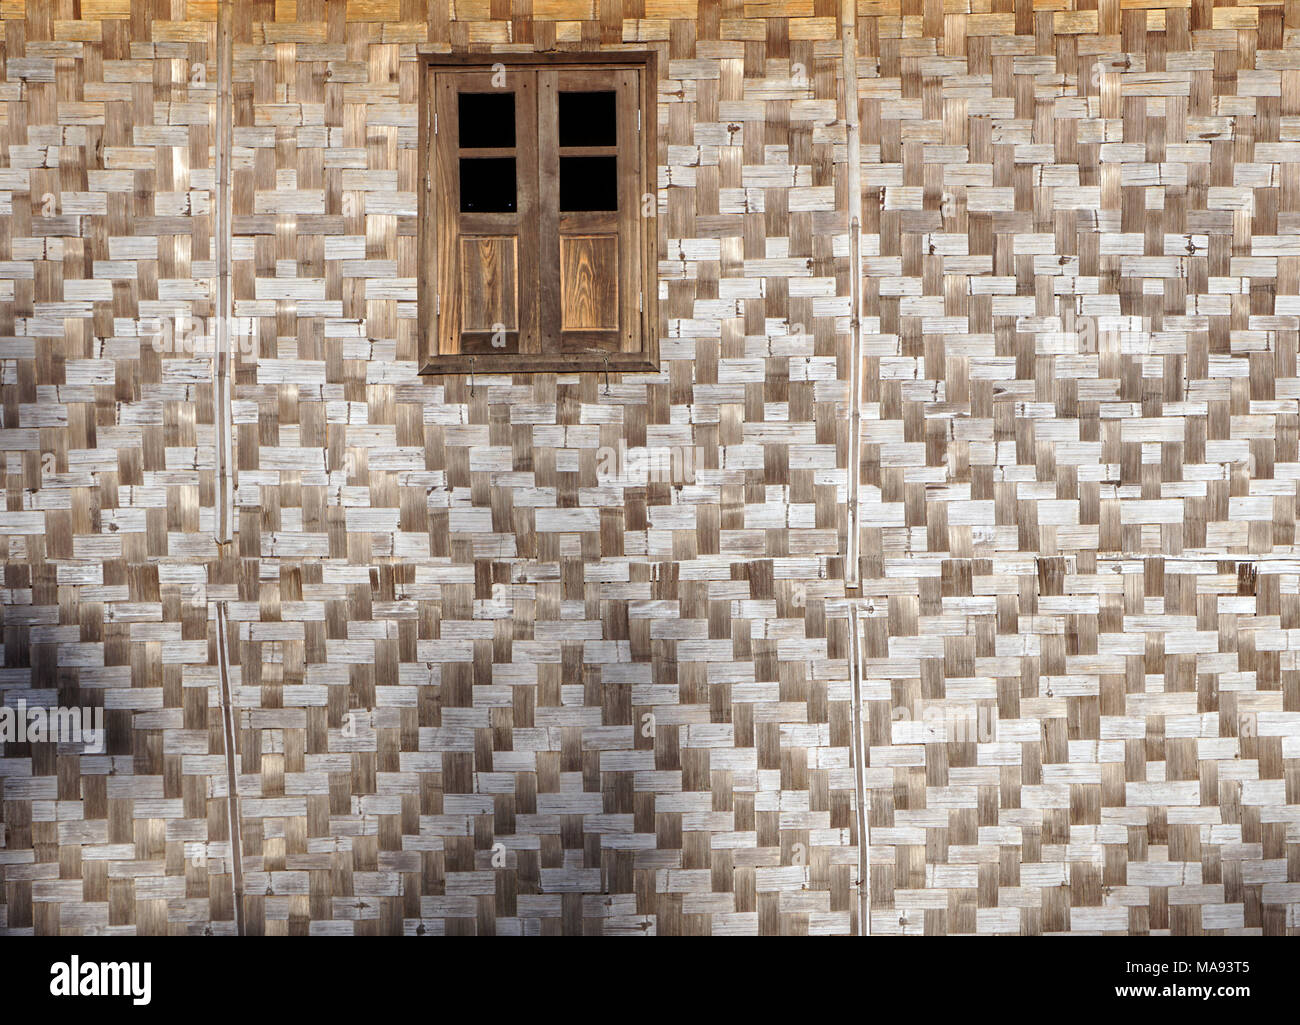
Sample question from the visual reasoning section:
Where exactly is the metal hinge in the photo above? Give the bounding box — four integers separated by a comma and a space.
424, 172, 430, 192
637, 109, 641, 132
638, 292, 643, 312
434, 113, 438, 135
435, 294, 441, 316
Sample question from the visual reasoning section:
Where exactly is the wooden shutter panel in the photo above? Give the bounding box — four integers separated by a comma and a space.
432, 70, 539, 358
538, 68, 642, 357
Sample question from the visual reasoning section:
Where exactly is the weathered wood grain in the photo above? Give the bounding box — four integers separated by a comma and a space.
560, 234, 617, 330
460, 236, 518, 332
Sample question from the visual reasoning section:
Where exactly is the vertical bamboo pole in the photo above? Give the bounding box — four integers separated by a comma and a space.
841, 0, 870, 936
214, 0, 244, 936
844, 6, 863, 592
215, 15, 235, 547
847, 601, 869, 934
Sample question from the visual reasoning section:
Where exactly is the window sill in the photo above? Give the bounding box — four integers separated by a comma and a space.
418, 353, 659, 375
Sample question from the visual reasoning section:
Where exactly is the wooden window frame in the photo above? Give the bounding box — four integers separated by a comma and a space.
418, 51, 659, 375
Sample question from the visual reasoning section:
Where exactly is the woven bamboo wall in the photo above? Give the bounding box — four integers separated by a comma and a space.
1, 0, 1299, 936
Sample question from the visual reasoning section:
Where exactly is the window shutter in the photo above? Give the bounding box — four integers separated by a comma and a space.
433, 70, 540, 358
420, 53, 657, 375
538, 68, 642, 359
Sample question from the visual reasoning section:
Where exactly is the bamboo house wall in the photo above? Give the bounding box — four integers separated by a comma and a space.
1, 0, 1298, 936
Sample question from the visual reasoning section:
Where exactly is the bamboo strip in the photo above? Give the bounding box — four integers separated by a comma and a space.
842, 0, 870, 937
214, 0, 244, 937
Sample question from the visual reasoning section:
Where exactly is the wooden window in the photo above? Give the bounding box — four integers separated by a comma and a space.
419, 53, 658, 375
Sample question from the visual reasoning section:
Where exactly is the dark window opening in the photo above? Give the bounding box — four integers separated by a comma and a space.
459, 157, 517, 212
560, 156, 617, 211
559, 91, 617, 147
458, 92, 516, 148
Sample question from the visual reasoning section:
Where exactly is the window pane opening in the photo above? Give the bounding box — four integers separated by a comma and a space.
460, 157, 517, 212
558, 91, 616, 147
559, 156, 617, 211
458, 92, 516, 148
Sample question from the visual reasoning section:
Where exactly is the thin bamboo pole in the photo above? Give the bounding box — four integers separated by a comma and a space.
844, 9, 863, 593
847, 600, 870, 935
214, 11, 235, 548
214, 0, 244, 937
842, 0, 870, 936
